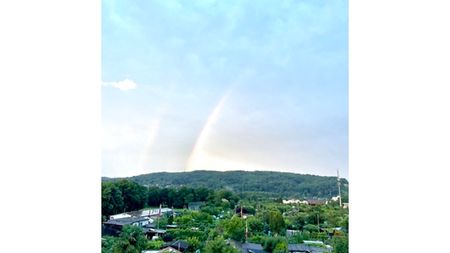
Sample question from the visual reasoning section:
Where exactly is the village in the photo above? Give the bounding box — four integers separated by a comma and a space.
102, 185, 349, 253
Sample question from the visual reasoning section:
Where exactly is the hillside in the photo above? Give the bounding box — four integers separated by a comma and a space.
102, 170, 348, 199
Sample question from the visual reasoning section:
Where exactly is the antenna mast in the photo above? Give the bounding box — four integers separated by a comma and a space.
337, 169, 342, 208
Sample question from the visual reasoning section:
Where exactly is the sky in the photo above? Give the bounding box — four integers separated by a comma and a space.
102, 0, 348, 179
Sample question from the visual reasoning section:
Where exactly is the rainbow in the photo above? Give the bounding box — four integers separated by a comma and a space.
137, 119, 161, 174
185, 91, 231, 171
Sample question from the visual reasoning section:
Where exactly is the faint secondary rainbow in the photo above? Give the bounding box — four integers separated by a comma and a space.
137, 119, 161, 174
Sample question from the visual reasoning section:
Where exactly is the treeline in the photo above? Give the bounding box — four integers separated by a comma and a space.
102, 180, 240, 218
103, 170, 349, 199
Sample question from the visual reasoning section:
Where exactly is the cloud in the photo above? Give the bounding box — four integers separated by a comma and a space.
102, 78, 137, 91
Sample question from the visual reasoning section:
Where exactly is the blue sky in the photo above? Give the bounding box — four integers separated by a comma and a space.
102, 0, 348, 178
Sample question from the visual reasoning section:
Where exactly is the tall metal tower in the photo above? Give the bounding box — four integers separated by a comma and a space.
337, 169, 342, 208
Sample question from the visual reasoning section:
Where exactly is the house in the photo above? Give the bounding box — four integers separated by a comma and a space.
163, 240, 190, 252
239, 242, 268, 253
320, 227, 343, 237
110, 208, 174, 221
288, 243, 332, 253
159, 247, 183, 253
283, 199, 302, 204
286, 229, 301, 237
110, 213, 132, 220
130, 208, 174, 218
232, 240, 331, 253
104, 216, 151, 227
282, 199, 309, 205
142, 247, 182, 253
103, 216, 152, 236
342, 203, 349, 209
331, 196, 340, 202
303, 241, 324, 245
145, 227, 167, 240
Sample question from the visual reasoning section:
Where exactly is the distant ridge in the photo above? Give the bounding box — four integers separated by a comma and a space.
102, 170, 349, 199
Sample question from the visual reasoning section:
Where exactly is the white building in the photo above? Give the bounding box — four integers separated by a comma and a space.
109, 213, 132, 220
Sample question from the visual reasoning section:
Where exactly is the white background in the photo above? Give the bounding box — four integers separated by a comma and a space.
1, 0, 449, 252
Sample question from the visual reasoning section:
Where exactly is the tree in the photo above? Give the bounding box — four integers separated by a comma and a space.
306, 207, 324, 225
186, 237, 201, 253
203, 236, 239, 253
303, 224, 319, 233
102, 182, 125, 217
147, 186, 160, 206
115, 171, 349, 199
171, 187, 185, 208
332, 235, 348, 253
210, 189, 239, 208
166, 188, 177, 207
112, 225, 147, 253
262, 237, 286, 253
339, 215, 349, 232
195, 187, 211, 201
288, 231, 311, 243
224, 216, 245, 242
273, 240, 288, 253
293, 212, 308, 229
159, 188, 170, 206
101, 236, 117, 253
247, 216, 264, 235
167, 215, 174, 225
266, 210, 285, 235
179, 186, 195, 206
116, 180, 147, 211
145, 239, 164, 250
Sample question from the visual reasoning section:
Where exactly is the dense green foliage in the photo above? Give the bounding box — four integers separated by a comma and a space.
145, 239, 164, 250
265, 210, 285, 235
223, 216, 245, 242
102, 175, 349, 253
263, 237, 287, 253
203, 236, 239, 253
102, 180, 239, 218
101, 226, 148, 253
102, 180, 148, 217
102, 170, 349, 199
332, 235, 349, 253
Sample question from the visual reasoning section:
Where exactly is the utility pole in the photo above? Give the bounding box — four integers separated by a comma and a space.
245, 218, 248, 242
317, 214, 320, 230
157, 203, 161, 229
337, 169, 342, 208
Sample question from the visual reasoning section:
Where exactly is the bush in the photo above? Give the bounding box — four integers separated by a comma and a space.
332, 235, 348, 253
203, 236, 239, 253
248, 235, 266, 244
303, 224, 319, 233
145, 239, 164, 250
273, 240, 288, 253
288, 231, 311, 243
262, 237, 287, 253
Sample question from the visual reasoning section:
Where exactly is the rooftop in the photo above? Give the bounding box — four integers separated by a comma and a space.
164, 240, 189, 251
241, 243, 267, 253
288, 243, 331, 253
104, 216, 149, 226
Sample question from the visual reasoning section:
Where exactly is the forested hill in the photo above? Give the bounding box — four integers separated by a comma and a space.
102, 170, 348, 199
